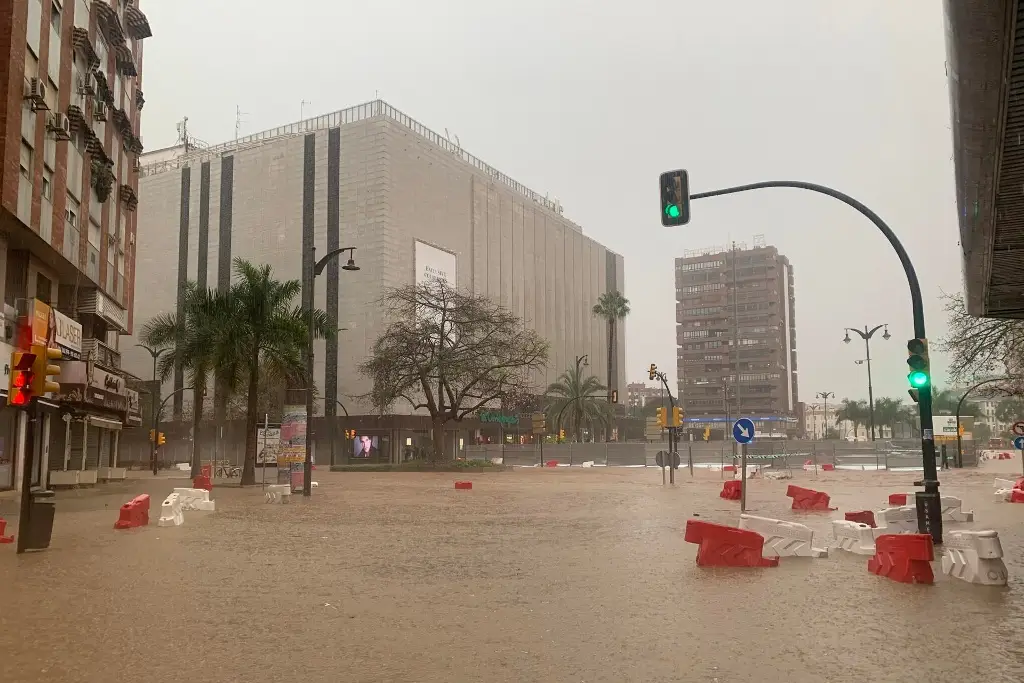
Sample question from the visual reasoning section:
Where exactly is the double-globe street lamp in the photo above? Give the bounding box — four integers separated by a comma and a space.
815, 391, 834, 440
303, 246, 359, 496
843, 324, 890, 442
136, 344, 167, 475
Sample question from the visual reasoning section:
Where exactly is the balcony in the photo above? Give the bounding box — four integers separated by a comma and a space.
82, 337, 121, 369
123, 1, 153, 40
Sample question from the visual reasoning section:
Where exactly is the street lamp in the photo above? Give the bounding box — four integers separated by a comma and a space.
136, 344, 168, 475
815, 391, 834, 440
304, 246, 359, 496
575, 355, 588, 375
843, 324, 889, 441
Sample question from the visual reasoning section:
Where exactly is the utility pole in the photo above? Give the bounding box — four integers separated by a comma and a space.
235, 105, 248, 142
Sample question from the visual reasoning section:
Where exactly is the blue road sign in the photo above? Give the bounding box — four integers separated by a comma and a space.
733, 418, 756, 445
1013, 436, 1024, 451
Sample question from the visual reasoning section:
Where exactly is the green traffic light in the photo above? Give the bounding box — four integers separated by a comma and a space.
909, 371, 929, 388
666, 204, 681, 219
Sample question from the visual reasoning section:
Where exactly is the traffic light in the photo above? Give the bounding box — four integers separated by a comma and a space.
702, 426, 711, 442
907, 338, 930, 389
559, 428, 565, 441
659, 170, 690, 227
531, 413, 546, 435
671, 406, 682, 428
648, 363, 657, 380
656, 407, 667, 428
611, 390, 618, 404
157, 432, 166, 446
29, 344, 61, 395
149, 429, 156, 442
7, 351, 37, 407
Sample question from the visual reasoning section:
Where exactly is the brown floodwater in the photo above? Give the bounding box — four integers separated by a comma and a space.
2, 464, 1024, 682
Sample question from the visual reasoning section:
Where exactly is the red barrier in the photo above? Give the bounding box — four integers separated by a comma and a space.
786, 485, 836, 511
1000, 452, 1012, 460
723, 465, 736, 472
200, 465, 212, 478
545, 460, 559, 468
821, 464, 835, 471
845, 510, 876, 528
454, 481, 472, 490
192, 475, 213, 491
684, 520, 779, 568
0, 518, 13, 544
1015, 478, 1024, 491
114, 494, 151, 530
720, 480, 742, 500
868, 533, 934, 584
1010, 489, 1024, 503
888, 493, 909, 505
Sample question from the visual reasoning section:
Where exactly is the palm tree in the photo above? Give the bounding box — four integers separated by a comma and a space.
873, 397, 906, 439
592, 290, 630, 441
211, 258, 331, 486
931, 387, 980, 416
544, 364, 612, 442
140, 282, 225, 478
834, 398, 868, 439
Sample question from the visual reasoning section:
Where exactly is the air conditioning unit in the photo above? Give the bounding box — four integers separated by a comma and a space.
49, 113, 72, 140
79, 75, 95, 96
94, 101, 108, 122
24, 78, 47, 110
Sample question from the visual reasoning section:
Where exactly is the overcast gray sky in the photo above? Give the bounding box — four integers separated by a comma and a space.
139, 0, 960, 405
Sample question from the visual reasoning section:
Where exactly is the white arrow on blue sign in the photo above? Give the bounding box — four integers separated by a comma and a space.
1014, 436, 1024, 451
733, 418, 756, 444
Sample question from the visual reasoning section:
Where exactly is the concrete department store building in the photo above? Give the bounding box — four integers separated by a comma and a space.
0, 1, 152, 490
126, 99, 626, 462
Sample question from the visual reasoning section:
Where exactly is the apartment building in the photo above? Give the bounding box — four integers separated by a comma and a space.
675, 240, 798, 438
626, 382, 662, 415
0, 0, 152, 490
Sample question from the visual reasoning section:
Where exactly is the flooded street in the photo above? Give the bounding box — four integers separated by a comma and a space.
2, 464, 1024, 682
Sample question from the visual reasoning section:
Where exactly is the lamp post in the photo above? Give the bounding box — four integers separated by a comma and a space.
843, 324, 890, 441
956, 377, 1016, 468
304, 246, 359, 497
816, 391, 834, 440
136, 344, 167, 475
329, 397, 350, 467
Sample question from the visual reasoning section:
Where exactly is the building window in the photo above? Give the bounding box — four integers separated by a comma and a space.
42, 170, 52, 200
50, 1, 62, 32
36, 273, 52, 304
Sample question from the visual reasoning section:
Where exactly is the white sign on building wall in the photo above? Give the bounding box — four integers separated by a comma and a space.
414, 240, 457, 288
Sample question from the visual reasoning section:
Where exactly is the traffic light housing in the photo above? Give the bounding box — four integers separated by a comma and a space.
659, 170, 691, 226
7, 351, 37, 407
656, 407, 667, 428
702, 426, 711, 442
648, 363, 657, 380
158, 432, 166, 446
558, 428, 565, 441
907, 338, 930, 389
610, 389, 618, 404
671, 406, 682, 428
29, 344, 61, 395
149, 429, 156, 442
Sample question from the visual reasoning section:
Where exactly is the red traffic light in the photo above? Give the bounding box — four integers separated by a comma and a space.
11, 372, 29, 388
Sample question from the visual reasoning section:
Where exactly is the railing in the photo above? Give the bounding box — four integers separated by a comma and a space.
81, 337, 121, 369
138, 99, 579, 230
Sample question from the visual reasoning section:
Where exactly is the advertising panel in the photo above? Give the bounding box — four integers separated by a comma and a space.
414, 240, 457, 288
279, 405, 307, 489
256, 426, 281, 465
52, 309, 83, 360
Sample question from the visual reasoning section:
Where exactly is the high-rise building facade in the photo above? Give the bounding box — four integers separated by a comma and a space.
0, 1, 153, 490
126, 100, 626, 432
675, 241, 798, 438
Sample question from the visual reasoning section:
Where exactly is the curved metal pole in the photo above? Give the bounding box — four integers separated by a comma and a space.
692, 181, 941, 542
956, 377, 1016, 468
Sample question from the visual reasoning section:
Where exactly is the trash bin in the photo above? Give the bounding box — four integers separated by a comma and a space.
24, 489, 55, 551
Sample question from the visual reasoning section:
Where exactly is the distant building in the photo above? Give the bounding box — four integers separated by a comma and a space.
626, 382, 662, 414
675, 240, 799, 438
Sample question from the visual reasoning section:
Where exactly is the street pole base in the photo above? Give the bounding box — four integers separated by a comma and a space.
914, 491, 943, 545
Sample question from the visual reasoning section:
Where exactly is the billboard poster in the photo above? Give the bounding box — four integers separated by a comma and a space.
279, 405, 307, 487
256, 426, 281, 466
414, 240, 457, 288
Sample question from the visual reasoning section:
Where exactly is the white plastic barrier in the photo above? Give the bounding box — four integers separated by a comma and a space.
994, 478, 1017, 491
995, 488, 1013, 503
941, 530, 1009, 586
940, 496, 974, 523
158, 493, 184, 527
875, 506, 918, 534
580, 461, 595, 468
173, 488, 215, 511
739, 514, 827, 558
764, 470, 792, 480
733, 465, 761, 480
831, 520, 877, 555
266, 484, 291, 503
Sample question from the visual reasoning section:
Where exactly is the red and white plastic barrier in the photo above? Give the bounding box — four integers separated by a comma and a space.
720, 480, 742, 500
832, 520, 878, 555
114, 494, 150, 530
158, 493, 184, 527
875, 506, 919, 534
868, 534, 934, 584
994, 478, 1018, 491
786, 485, 835, 511
739, 514, 827, 558
995, 488, 1013, 503
684, 519, 779, 568
940, 496, 974, 523
173, 487, 215, 511
941, 530, 1009, 586
733, 465, 761, 480
0, 518, 13, 544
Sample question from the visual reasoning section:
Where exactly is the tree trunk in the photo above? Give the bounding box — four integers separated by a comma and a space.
190, 375, 205, 478
430, 416, 446, 464
240, 355, 260, 485
606, 318, 615, 442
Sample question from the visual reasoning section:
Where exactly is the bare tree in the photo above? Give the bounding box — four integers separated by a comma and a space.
939, 291, 1024, 388
360, 281, 549, 462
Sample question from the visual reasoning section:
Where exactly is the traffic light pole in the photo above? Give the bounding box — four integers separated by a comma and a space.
16, 400, 37, 554
653, 370, 678, 484
690, 180, 943, 543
